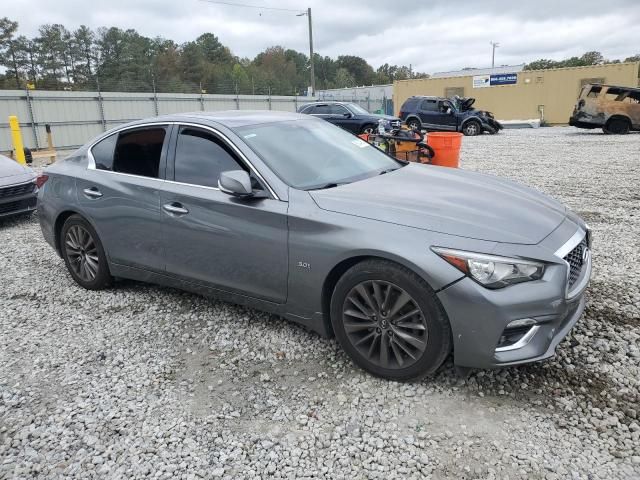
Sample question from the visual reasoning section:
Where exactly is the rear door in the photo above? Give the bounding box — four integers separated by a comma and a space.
417, 99, 442, 129
159, 124, 288, 303
77, 124, 169, 271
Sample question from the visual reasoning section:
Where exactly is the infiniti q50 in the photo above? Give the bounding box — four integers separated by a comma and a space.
38, 111, 591, 380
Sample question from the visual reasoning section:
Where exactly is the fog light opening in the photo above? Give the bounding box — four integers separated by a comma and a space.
496, 322, 540, 352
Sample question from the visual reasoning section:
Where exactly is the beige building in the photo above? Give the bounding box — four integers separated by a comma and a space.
394, 62, 640, 125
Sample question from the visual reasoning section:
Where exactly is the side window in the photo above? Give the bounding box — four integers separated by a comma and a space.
314, 105, 330, 114
330, 104, 350, 115
91, 133, 118, 171
112, 127, 166, 178
420, 99, 438, 111
301, 105, 315, 114
174, 127, 247, 188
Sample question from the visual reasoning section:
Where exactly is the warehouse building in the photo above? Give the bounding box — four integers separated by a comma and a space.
394, 62, 640, 125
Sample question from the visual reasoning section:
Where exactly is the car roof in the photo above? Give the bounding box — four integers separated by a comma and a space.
406, 95, 441, 100
302, 101, 351, 105
125, 110, 308, 128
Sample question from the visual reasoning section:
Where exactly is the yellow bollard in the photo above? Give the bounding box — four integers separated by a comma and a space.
9, 116, 26, 165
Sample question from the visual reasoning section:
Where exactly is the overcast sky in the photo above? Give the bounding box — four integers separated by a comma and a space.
4, 0, 640, 73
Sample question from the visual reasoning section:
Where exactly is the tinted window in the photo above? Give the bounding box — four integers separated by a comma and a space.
174, 127, 245, 188
91, 133, 118, 171
401, 98, 419, 111
420, 99, 438, 111
301, 105, 315, 114
314, 105, 330, 114
113, 127, 166, 178
329, 104, 349, 115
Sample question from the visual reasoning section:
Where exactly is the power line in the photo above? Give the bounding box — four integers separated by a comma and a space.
198, 0, 304, 13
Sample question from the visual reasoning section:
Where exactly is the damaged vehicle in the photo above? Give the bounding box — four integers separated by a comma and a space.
399, 95, 503, 136
570, 83, 640, 134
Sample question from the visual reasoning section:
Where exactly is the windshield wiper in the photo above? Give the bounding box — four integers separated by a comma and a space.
379, 167, 401, 175
305, 182, 341, 191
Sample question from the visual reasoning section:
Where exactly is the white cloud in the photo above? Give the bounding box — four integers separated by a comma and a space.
3, 0, 640, 73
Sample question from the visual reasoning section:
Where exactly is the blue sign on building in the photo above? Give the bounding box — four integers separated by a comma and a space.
490, 74, 518, 86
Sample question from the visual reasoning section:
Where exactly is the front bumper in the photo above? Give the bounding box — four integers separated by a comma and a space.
437, 229, 591, 369
0, 188, 37, 218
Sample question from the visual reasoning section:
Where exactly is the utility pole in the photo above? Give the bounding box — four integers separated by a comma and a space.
298, 8, 315, 96
490, 41, 500, 68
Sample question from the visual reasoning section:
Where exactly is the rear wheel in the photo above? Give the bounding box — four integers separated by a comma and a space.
61, 215, 112, 290
330, 260, 451, 381
604, 118, 630, 135
462, 120, 481, 136
406, 118, 421, 131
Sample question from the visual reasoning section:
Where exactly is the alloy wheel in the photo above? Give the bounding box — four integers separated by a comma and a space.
342, 280, 428, 369
65, 225, 99, 282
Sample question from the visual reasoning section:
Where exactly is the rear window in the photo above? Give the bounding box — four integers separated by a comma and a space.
420, 99, 439, 111
113, 127, 166, 178
401, 98, 419, 111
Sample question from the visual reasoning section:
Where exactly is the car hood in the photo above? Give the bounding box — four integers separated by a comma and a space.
370, 114, 400, 122
0, 154, 34, 186
309, 163, 567, 244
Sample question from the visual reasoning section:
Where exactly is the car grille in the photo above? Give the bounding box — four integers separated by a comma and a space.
0, 200, 23, 214
564, 236, 588, 288
0, 181, 34, 199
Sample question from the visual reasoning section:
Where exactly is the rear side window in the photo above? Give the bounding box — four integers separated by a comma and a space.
91, 134, 118, 170
314, 105, 330, 114
174, 127, 246, 188
401, 98, 419, 111
111, 127, 166, 178
420, 99, 438, 111
300, 105, 315, 114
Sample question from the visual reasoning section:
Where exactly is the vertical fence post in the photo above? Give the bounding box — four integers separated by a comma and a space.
199, 83, 205, 111
294, 95, 298, 112
96, 80, 107, 132
24, 88, 40, 149
367, 94, 371, 113
152, 77, 159, 116
268, 86, 272, 111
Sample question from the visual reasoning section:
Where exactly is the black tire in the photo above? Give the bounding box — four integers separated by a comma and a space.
462, 120, 481, 136
406, 118, 421, 131
361, 124, 376, 135
60, 214, 112, 290
330, 259, 452, 381
605, 118, 630, 135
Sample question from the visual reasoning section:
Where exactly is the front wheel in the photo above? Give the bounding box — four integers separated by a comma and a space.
462, 120, 481, 136
361, 124, 376, 135
330, 260, 452, 381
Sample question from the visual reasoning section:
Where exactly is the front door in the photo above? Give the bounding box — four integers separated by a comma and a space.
76, 125, 169, 271
160, 125, 288, 303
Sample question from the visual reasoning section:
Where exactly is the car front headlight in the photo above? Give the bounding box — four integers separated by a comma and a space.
432, 247, 545, 289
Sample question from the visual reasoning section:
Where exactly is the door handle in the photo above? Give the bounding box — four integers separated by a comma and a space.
83, 187, 103, 199
162, 203, 189, 215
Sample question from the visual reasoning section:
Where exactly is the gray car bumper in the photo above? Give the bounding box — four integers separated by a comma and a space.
437, 256, 590, 369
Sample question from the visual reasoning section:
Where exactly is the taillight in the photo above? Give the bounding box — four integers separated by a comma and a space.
35, 174, 49, 189
578, 99, 585, 109
399, 111, 405, 118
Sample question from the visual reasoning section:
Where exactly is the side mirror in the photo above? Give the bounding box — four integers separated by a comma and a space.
343, 112, 352, 118
218, 170, 253, 197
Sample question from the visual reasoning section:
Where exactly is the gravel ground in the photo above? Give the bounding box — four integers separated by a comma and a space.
1, 126, 639, 479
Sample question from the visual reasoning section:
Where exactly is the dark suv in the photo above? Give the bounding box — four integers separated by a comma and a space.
399, 96, 503, 136
298, 101, 401, 135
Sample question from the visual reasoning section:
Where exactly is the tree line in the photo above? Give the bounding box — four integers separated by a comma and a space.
0, 17, 427, 95
525, 50, 640, 72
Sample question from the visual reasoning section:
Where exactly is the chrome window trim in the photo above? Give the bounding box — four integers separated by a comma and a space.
554, 228, 586, 259
495, 325, 540, 352
86, 121, 280, 200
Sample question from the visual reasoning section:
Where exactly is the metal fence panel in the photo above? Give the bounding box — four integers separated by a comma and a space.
1, 90, 394, 152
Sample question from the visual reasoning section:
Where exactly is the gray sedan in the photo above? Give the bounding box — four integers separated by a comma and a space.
37, 111, 591, 380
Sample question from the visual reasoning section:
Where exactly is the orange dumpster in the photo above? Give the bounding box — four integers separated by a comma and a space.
427, 132, 462, 168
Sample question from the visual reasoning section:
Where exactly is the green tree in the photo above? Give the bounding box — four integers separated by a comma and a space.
336, 55, 375, 85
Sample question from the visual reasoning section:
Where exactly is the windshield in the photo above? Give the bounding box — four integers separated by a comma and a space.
346, 103, 370, 115
236, 119, 402, 190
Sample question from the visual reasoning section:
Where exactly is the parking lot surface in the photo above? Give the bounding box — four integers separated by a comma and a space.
1, 127, 639, 479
